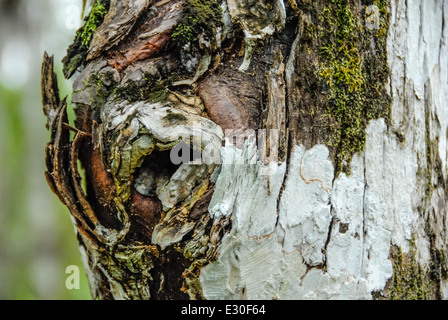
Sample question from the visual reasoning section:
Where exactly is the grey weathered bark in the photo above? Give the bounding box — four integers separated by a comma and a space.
42, 0, 448, 300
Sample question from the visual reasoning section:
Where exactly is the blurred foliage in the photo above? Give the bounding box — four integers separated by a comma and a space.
0, 0, 92, 300
0, 83, 91, 300
0, 0, 21, 15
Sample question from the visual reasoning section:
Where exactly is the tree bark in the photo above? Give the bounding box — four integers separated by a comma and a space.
42, 0, 448, 300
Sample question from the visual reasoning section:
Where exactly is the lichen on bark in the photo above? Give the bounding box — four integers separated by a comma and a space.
287, 0, 391, 177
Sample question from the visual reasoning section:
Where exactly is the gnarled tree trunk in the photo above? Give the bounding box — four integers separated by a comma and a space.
42, 0, 448, 300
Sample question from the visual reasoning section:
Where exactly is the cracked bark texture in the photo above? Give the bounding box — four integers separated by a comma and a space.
42, 0, 448, 300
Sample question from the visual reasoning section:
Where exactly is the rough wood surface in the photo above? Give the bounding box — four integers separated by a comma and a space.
42, 0, 448, 300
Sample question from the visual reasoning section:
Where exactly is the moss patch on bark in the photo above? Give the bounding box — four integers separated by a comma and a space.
171, 0, 223, 44
318, 0, 391, 176
290, 0, 391, 178
62, 0, 110, 79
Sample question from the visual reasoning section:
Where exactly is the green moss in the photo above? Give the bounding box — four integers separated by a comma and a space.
62, 0, 109, 79
80, 0, 108, 47
80, 72, 114, 108
374, 234, 448, 300
114, 80, 168, 103
64, 53, 85, 76
317, 0, 391, 177
302, 20, 317, 42
163, 112, 188, 125
433, 249, 448, 282
374, 0, 389, 12
389, 243, 434, 300
172, 22, 196, 42
172, 0, 222, 44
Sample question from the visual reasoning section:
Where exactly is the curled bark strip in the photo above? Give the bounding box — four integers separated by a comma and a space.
43, 53, 135, 248
70, 132, 100, 228
44, 102, 71, 207
44, 100, 99, 247
42, 54, 100, 247
90, 146, 116, 207
41, 52, 60, 132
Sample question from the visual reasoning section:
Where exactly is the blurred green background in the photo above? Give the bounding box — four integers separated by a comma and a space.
0, 0, 92, 299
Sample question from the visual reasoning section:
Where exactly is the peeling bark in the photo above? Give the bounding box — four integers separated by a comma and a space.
42, 0, 448, 300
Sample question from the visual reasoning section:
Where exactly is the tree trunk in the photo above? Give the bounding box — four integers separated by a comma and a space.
42, 0, 448, 300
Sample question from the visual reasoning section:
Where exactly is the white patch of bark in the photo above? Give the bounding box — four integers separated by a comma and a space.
200, 0, 448, 299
